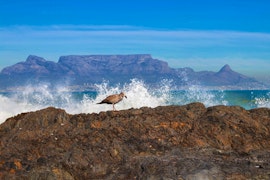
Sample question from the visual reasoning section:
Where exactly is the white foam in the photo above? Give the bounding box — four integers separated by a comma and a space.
170, 85, 228, 107
0, 84, 74, 123
254, 92, 270, 108
0, 79, 171, 124
75, 79, 171, 114
3, 80, 269, 125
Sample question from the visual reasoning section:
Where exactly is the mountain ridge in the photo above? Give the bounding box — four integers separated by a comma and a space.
0, 54, 266, 90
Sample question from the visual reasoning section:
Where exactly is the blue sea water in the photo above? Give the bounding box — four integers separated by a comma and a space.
0, 79, 269, 123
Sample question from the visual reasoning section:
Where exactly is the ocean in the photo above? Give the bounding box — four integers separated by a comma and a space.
0, 79, 269, 124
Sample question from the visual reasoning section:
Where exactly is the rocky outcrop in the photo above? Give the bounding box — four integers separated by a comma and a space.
0, 55, 265, 90
1, 103, 270, 179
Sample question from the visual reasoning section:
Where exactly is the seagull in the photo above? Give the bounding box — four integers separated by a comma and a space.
97, 92, 127, 111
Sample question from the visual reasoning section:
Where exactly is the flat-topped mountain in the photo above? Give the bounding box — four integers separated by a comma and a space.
58, 54, 173, 75
0, 54, 265, 90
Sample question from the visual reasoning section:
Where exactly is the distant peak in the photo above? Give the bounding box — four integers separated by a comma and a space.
26, 55, 46, 63
219, 64, 232, 73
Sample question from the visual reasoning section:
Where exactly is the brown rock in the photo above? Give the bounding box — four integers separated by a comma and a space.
0, 103, 270, 179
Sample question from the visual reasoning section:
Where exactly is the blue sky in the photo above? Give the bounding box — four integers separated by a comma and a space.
1, 0, 270, 83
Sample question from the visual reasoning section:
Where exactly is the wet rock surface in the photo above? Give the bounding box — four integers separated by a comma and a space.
1, 103, 270, 179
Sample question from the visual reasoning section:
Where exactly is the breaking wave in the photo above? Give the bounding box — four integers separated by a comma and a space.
0, 79, 269, 124
0, 79, 172, 123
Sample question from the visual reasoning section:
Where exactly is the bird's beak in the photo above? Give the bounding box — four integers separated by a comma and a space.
125, 96, 127, 98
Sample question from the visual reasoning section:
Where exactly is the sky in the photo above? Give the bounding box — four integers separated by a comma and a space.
1, 0, 270, 83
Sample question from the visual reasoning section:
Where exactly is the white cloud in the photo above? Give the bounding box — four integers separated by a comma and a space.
2, 25, 270, 46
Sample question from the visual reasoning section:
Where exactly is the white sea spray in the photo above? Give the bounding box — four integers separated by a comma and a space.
0, 80, 269, 124
170, 85, 228, 107
254, 92, 270, 108
0, 79, 172, 123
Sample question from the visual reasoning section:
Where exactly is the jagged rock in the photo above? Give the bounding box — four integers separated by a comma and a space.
0, 104, 270, 179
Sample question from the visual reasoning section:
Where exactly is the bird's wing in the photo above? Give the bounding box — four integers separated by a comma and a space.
99, 94, 116, 104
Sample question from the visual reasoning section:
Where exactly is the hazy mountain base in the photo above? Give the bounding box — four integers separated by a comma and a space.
0, 103, 270, 179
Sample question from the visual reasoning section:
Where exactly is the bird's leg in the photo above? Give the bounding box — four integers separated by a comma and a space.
113, 104, 116, 111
